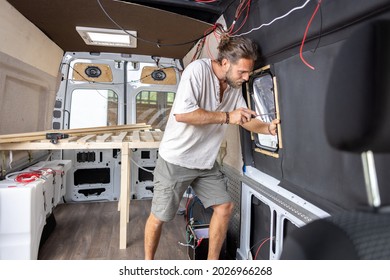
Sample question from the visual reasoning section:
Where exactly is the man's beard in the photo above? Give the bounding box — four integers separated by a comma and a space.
226, 68, 243, 89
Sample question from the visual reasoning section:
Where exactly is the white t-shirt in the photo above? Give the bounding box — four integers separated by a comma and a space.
159, 58, 247, 169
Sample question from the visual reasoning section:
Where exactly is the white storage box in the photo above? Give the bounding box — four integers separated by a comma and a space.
0, 179, 45, 259
29, 160, 72, 207
19, 165, 54, 216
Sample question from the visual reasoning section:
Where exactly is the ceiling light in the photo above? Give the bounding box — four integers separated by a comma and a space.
76, 26, 137, 48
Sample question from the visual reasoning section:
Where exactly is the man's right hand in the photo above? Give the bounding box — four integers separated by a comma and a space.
228, 107, 257, 125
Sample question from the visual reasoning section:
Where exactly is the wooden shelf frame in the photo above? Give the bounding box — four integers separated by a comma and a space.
0, 125, 162, 249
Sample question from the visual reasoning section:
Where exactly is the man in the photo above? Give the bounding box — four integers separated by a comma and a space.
144, 35, 279, 260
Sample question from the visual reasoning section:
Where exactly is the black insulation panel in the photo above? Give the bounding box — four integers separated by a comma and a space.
230, 0, 390, 212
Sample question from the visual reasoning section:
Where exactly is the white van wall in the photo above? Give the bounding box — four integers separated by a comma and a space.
0, 0, 63, 77
0, 0, 63, 173
0, 0, 63, 135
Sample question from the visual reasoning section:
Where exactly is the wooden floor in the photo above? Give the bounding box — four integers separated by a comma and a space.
38, 199, 189, 260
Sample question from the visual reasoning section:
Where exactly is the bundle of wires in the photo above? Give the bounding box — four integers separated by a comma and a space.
185, 194, 213, 225
182, 217, 206, 250
179, 194, 212, 249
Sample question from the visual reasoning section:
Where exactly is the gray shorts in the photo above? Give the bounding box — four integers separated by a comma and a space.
151, 156, 231, 222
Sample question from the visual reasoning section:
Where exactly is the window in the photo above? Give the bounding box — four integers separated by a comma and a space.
69, 89, 118, 128
136, 91, 175, 130
76, 26, 137, 48
248, 66, 280, 155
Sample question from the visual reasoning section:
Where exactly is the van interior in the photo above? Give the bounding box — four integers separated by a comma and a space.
1, 0, 390, 261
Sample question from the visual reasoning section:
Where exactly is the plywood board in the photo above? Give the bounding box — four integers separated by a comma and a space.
140, 66, 177, 85
72, 63, 113, 83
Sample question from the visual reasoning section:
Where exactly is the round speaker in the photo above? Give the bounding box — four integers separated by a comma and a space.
85, 66, 102, 78
151, 70, 166, 81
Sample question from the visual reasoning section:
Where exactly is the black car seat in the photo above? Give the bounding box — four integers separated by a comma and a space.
280, 20, 390, 260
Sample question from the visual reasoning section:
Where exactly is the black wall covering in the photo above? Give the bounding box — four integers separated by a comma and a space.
225, 0, 390, 65
225, 0, 390, 212
325, 21, 390, 153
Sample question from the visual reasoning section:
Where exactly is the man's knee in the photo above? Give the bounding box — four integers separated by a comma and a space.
212, 201, 234, 217
147, 213, 165, 228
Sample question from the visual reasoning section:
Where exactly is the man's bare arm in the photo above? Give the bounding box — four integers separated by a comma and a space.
175, 107, 280, 135
174, 108, 226, 125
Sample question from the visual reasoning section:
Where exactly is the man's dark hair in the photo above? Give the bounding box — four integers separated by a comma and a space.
217, 35, 258, 64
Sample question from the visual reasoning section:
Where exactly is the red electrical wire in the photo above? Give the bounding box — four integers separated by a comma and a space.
299, 0, 322, 70
196, 237, 204, 248
226, 0, 246, 34
254, 237, 271, 260
191, 22, 222, 62
229, 5, 251, 35
229, 0, 252, 35
235, 0, 249, 18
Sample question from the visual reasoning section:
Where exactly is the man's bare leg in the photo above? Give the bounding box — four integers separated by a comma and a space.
207, 202, 234, 260
144, 213, 164, 260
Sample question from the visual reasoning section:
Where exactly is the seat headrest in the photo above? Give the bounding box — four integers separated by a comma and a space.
325, 21, 390, 153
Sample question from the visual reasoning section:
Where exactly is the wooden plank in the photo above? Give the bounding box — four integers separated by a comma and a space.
0, 139, 161, 151
143, 130, 155, 142
77, 134, 96, 143
254, 147, 280, 158
63, 124, 151, 136
128, 142, 160, 149
0, 141, 124, 150
0, 134, 51, 144
96, 133, 112, 142
152, 129, 163, 141
119, 142, 130, 249
273, 76, 283, 149
36, 139, 53, 144
131, 131, 140, 142
0, 130, 57, 139
111, 132, 128, 143
58, 136, 79, 143
0, 124, 151, 143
